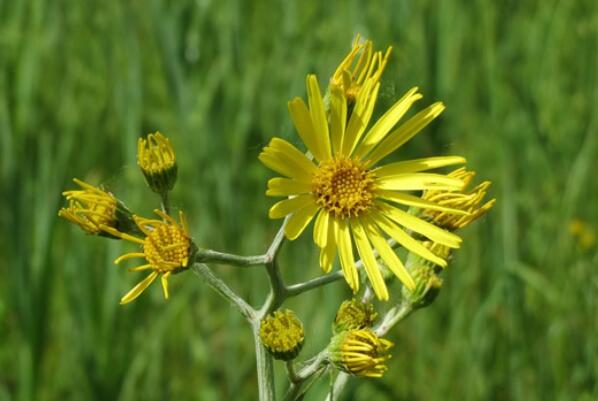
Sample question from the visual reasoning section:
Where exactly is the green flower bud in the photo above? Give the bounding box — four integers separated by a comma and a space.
402, 262, 443, 308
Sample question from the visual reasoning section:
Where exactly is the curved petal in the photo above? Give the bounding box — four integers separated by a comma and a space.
376, 173, 464, 192
306, 75, 331, 160
352, 220, 389, 301
362, 216, 415, 290
329, 85, 347, 155
335, 218, 359, 292
377, 202, 461, 248
313, 209, 329, 248
259, 151, 312, 181
285, 202, 319, 240
364, 102, 445, 167
342, 80, 379, 156
288, 97, 326, 162
319, 217, 337, 273
375, 190, 469, 215
374, 156, 466, 177
371, 211, 446, 267
268, 138, 318, 174
120, 271, 159, 304
354, 87, 422, 159
267, 178, 312, 197
161, 272, 171, 299
269, 195, 315, 219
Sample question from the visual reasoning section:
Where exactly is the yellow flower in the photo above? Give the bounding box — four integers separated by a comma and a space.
138, 132, 178, 194
421, 167, 495, 231
59, 178, 129, 236
328, 329, 393, 378
330, 35, 391, 102
102, 209, 192, 304
259, 309, 305, 361
259, 74, 467, 300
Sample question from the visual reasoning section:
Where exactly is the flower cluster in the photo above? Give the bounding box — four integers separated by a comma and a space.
60, 133, 194, 303
59, 35, 495, 395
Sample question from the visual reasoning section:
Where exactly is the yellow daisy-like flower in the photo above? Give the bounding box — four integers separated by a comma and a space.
259, 74, 467, 300
59, 178, 123, 236
421, 168, 496, 231
328, 329, 393, 378
330, 35, 391, 102
102, 209, 191, 304
138, 132, 178, 194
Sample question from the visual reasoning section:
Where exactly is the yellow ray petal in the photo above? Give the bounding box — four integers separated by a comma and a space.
354, 87, 422, 159
161, 272, 171, 300
374, 156, 466, 177
329, 85, 347, 155
266, 178, 312, 197
313, 209, 329, 248
288, 97, 326, 162
269, 195, 315, 219
375, 190, 469, 215
351, 220, 389, 301
268, 137, 318, 174
306, 75, 331, 160
259, 146, 313, 181
114, 252, 146, 264
362, 216, 415, 290
376, 173, 464, 192
319, 217, 337, 273
371, 211, 446, 267
377, 202, 461, 248
120, 271, 159, 304
101, 226, 145, 245
342, 80, 380, 156
128, 264, 154, 272
336, 219, 359, 292
365, 102, 445, 167
285, 202, 319, 240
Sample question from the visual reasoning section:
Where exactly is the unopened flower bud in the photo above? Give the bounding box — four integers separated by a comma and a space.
137, 132, 177, 195
402, 261, 443, 308
328, 329, 393, 378
333, 299, 377, 333
259, 309, 304, 361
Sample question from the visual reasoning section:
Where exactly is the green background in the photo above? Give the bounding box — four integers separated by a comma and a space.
1, 0, 597, 400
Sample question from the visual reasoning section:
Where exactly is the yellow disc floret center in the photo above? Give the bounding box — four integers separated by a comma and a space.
143, 224, 189, 272
312, 157, 375, 219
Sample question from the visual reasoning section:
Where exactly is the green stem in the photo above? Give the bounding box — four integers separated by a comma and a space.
160, 190, 170, 215
191, 263, 256, 322
253, 322, 276, 401
195, 249, 269, 267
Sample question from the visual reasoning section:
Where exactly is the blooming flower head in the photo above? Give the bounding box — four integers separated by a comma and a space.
330, 35, 391, 102
259, 309, 305, 361
328, 329, 393, 378
137, 132, 178, 194
59, 178, 130, 236
260, 72, 467, 300
102, 209, 192, 304
421, 167, 495, 231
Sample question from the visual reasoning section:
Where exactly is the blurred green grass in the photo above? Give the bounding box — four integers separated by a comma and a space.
1, 0, 597, 400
